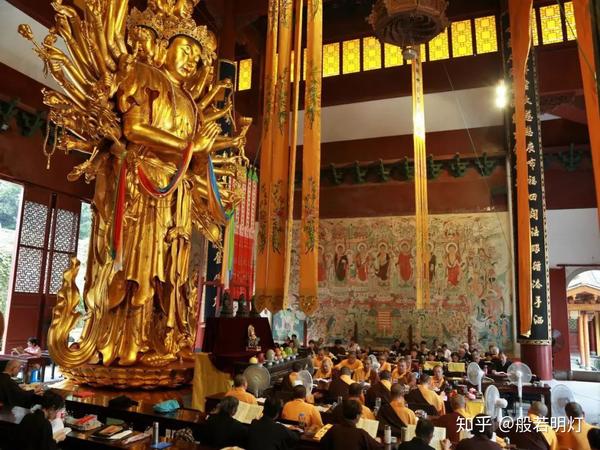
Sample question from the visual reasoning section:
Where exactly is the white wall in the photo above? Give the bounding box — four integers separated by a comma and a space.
547, 208, 600, 267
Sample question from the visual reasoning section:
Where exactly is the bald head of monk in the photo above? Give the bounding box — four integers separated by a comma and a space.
3, 360, 21, 377
419, 373, 431, 387
340, 367, 352, 377
391, 383, 407, 401
529, 401, 548, 417
450, 394, 466, 411
565, 402, 584, 420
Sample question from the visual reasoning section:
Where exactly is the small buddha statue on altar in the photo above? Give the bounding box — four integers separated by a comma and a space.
247, 325, 261, 351
220, 291, 234, 318
237, 293, 250, 317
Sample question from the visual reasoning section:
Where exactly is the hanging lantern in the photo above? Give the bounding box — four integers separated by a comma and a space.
368, 0, 449, 55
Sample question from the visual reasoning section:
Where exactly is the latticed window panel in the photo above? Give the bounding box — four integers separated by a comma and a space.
474, 16, 498, 54
429, 29, 449, 61
342, 39, 360, 74
53, 209, 78, 253
384, 43, 403, 67
49, 252, 71, 294
362, 37, 382, 71
238, 58, 252, 91
564, 2, 577, 41
303, 48, 307, 80
323, 43, 340, 77
451, 20, 474, 57
568, 317, 578, 332
14, 247, 43, 293
20, 201, 48, 247
540, 4, 564, 44
531, 9, 540, 46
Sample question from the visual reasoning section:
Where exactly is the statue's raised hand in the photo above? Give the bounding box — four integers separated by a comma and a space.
193, 121, 221, 154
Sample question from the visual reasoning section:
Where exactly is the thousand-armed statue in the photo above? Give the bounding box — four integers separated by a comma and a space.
19, 0, 251, 387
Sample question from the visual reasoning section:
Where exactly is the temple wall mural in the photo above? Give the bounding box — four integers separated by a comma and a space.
273, 212, 514, 351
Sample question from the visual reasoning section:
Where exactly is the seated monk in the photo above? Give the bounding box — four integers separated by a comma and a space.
0, 360, 42, 408
225, 375, 258, 404
281, 385, 323, 430
315, 358, 333, 379
378, 355, 392, 373
327, 367, 353, 403
335, 351, 363, 372
320, 399, 383, 450
406, 374, 445, 416
455, 414, 501, 450
353, 358, 379, 384
431, 364, 448, 392
392, 359, 411, 385
556, 402, 598, 450
528, 401, 558, 450
282, 362, 304, 392
365, 370, 392, 409
435, 394, 469, 443
588, 428, 600, 450
378, 384, 417, 436
313, 348, 333, 370
332, 383, 376, 422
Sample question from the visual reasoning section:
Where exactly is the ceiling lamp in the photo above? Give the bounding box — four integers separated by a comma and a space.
368, 0, 449, 57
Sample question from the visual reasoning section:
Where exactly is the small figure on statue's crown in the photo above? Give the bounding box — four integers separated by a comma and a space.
247, 325, 261, 351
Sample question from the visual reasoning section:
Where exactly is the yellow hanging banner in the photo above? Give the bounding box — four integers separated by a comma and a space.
255, 0, 279, 312
298, 0, 323, 315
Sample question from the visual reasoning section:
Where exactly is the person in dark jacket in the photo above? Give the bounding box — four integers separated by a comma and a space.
320, 399, 382, 450
201, 396, 248, 448
247, 396, 299, 450
398, 419, 451, 450
13, 390, 65, 450
0, 360, 42, 408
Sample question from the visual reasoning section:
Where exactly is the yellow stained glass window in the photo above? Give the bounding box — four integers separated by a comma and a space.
362, 37, 382, 71
429, 29, 449, 61
564, 2, 577, 41
384, 43, 403, 67
531, 9, 539, 46
451, 20, 474, 57
342, 39, 360, 74
238, 58, 252, 91
323, 43, 340, 77
540, 4, 564, 44
474, 15, 498, 54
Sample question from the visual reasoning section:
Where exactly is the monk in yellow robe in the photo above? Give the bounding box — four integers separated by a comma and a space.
378, 383, 417, 436
313, 348, 333, 370
416, 374, 446, 415
225, 375, 257, 405
281, 385, 323, 430
431, 364, 448, 392
332, 382, 376, 421
556, 402, 597, 450
353, 358, 379, 384
335, 351, 363, 372
528, 401, 557, 450
315, 358, 333, 379
391, 359, 410, 384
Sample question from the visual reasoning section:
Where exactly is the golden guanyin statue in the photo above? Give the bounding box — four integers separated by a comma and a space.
19, 0, 251, 387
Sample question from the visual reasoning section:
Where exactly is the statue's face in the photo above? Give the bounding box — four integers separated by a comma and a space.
165, 35, 202, 82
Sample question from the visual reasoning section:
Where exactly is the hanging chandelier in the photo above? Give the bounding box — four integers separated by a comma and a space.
368, 0, 449, 58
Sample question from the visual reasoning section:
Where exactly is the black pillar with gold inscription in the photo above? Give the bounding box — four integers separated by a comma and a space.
501, 9, 552, 379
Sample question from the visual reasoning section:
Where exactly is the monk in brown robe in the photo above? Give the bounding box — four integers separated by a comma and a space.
327, 367, 353, 403
405, 373, 445, 416
365, 370, 392, 409
434, 394, 468, 443
378, 384, 417, 437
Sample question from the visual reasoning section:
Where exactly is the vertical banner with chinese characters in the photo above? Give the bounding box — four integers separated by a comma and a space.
298, 0, 322, 315
501, 11, 551, 344
255, 0, 279, 312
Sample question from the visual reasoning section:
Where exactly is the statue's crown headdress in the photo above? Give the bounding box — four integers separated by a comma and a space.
128, 0, 216, 64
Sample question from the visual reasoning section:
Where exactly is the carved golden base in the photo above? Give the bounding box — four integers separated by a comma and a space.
60, 361, 194, 389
